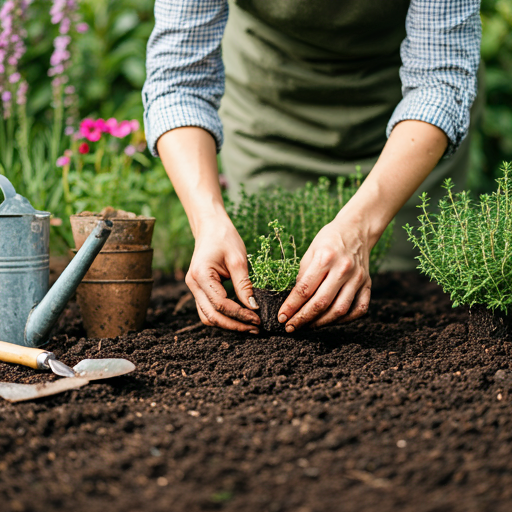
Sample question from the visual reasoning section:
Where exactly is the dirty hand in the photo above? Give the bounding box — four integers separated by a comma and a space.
277, 218, 372, 332
185, 218, 261, 334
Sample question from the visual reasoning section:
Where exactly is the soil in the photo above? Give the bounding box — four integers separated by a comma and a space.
253, 288, 290, 333
1, 271, 512, 512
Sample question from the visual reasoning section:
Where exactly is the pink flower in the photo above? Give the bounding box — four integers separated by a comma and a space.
130, 119, 140, 132
110, 120, 132, 138
78, 142, 90, 154
76, 22, 88, 33
59, 18, 71, 35
54, 35, 71, 50
8, 72, 20, 83
95, 118, 109, 133
56, 155, 70, 167
124, 145, 136, 157
64, 85, 75, 94
64, 126, 74, 136
0, 1, 14, 19
79, 118, 102, 142
104, 118, 118, 133
1, 91, 11, 102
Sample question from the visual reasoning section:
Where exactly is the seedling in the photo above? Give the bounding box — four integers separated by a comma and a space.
248, 220, 299, 293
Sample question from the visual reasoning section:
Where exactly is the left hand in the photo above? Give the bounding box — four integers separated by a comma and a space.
277, 218, 372, 331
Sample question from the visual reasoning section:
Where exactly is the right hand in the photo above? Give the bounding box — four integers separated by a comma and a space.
185, 217, 261, 333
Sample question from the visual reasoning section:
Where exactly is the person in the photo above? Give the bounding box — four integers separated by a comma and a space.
143, 0, 482, 335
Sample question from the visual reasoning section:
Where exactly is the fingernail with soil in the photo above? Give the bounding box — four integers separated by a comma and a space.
278, 314, 287, 323
249, 329, 259, 335
285, 324, 295, 333
248, 296, 259, 309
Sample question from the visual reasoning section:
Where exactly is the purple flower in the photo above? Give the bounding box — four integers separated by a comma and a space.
56, 155, 71, 167
64, 126, 75, 136
124, 145, 136, 157
59, 18, 71, 35
1, 91, 12, 102
16, 80, 28, 105
0, 1, 14, 19
64, 85, 75, 94
54, 35, 71, 50
7, 55, 17, 66
76, 22, 88, 33
8, 72, 20, 83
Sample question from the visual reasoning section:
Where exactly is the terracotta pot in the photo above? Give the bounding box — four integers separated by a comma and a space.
253, 288, 291, 333
468, 305, 511, 340
72, 249, 153, 280
71, 214, 155, 251
76, 279, 153, 338
71, 210, 155, 338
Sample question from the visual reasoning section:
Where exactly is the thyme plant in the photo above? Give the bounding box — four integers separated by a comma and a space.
248, 220, 300, 292
226, 173, 394, 276
404, 162, 512, 312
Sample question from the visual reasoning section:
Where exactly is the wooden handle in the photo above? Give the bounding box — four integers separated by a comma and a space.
0, 341, 47, 370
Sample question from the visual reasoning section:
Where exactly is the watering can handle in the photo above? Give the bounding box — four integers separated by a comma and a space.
0, 175, 16, 202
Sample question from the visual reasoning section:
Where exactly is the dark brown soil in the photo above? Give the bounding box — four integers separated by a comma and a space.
1, 271, 512, 512
468, 304, 512, 340
253, 288, 290, 333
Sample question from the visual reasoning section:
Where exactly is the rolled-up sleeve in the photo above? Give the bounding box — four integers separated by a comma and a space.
143, 0, 228, 156
387, 0, 482, 157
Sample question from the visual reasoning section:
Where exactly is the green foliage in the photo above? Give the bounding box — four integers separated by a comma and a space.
227, 174, 394, 276
405, 162, 512, 312
248, 220, 300, 292
470, 0, 512, 193
23, 0, 154, 126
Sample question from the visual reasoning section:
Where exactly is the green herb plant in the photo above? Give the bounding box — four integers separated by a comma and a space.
227, 172, 394, 276
248, 220, 300, 292
405, 162, 512, 312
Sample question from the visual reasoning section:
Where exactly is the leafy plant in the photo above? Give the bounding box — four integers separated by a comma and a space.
226, 173, 394, 276
404, 162, 512, 312
248, 220, 300, 292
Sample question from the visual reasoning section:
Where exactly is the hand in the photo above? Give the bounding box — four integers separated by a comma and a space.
185, 217, 261, 333
277, 218, 372, 331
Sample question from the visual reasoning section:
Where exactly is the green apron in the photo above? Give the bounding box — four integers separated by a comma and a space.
219, 0, 481, 270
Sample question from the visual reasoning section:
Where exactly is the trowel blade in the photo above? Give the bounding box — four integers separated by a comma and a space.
48, 358, 76, 378
0, 378, 89, 402
73, 359, 135, 381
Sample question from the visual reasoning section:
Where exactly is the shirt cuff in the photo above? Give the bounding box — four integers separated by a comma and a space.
144, 93, 224, 157
386, 85, 467, 158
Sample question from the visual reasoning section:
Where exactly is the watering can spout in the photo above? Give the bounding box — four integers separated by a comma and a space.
24, 220, 112, 347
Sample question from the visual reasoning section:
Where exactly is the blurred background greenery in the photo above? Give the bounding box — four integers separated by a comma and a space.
7, 0, 512, 271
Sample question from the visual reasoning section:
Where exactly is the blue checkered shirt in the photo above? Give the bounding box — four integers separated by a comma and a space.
143, 0, 481, 158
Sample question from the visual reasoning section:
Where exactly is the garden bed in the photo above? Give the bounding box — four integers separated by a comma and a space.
1, 271, 512, 512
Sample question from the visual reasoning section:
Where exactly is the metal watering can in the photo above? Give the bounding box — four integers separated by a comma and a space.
0, 175, 112, 348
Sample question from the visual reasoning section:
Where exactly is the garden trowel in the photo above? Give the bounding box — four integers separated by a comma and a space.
0, 340, 136, 381
0, 378, 89, 402
0, 340, 76, 377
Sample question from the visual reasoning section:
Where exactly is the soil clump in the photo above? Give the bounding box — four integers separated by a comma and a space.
1, 272, 512, 512
253, 288, 290, 333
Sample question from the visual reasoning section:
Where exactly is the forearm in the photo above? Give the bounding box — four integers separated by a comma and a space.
157, 127, 230, 237
336, 120, 448, 245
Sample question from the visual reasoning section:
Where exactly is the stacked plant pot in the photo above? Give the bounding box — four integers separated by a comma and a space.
70, 209, 155, 338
